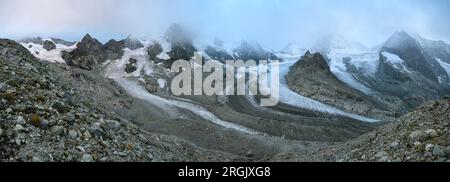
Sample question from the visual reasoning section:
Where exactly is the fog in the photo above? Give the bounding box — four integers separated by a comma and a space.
0, 0, 449, 50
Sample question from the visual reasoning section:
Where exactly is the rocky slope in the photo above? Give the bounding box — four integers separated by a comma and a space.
286, 51, 397, 120
62, 34, 145, 70
271, 99, 450, 162
0, 39, 235, 162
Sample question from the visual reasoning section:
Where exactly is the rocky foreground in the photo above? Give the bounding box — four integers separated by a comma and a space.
272, 99, 450, 162
0, 39, 235, 162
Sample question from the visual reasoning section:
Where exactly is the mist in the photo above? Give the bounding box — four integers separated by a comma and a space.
0, 0, 449, 50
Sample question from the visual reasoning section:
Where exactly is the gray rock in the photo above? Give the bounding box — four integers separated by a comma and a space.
424, 152, 433, 158
88, 125, 106, 138
40, 119, 49, 128
425, 129, 439, 138
377, 156, 390, 162
76, 146, 86, 153
106, 120, 121, 131
425, 143, 434, 152
14, 124, 25, 131
81, 154, 94, 162
52, 101, 67, 113
32, 156, 43, 162
68, 129, 78, 138
83, 130, 92, 139
50, 125, 65, 136
389, 140, 400, 149
124, 58, 137, 73
432, 145, 446, 157
0, 128, 3, 136
43, 40, 56, 51
0, 82, 6, 92
375, 151, 388, 158
5, 108, 12, 113
15, 116, 26, 124
246, 150, 254, 157
409, 130, 427, 142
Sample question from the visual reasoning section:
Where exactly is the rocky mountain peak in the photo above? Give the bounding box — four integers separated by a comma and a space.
165, 24, 193, 44
233, 40, 278, 61
123, 35, 144, 50
382, 31, 420, 50
296, 51, 330, 73
62, 34, 105, 70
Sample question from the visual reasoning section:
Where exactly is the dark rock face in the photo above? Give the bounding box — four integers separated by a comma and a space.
165, 24, 197, 67
43, 40, 56, 51
286, 51, 396, 119
62, 34, 105, 70
233, 40, 279, 61
123, 36, 144, 50
381, 31, 438, 82
147, 42, 163, 61
103, 39, 125, 61
205, 46, 234, 61
125, 58, 138, 73
143, 75, 159, 93
62, 34, 145, 70
370, 31, 450, 108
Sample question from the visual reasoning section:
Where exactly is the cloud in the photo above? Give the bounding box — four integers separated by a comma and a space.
0, 0, 449, 49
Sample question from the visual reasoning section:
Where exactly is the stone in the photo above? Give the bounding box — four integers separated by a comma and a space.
83, 130, 92, 139
0, 128, 3, 136
88, 125, 106, 138
124, 58, 138, 73
409, 130, 427, 142
43, 40, 56, 51
106, 120, 121, 131
246, 150, 254, 157
76, 146, 86, 153
52, 101, 67, 113
413, 141, 422, 146
5, 108, 12, 113
15, 116, 26, 124
377, 156, 390, 162
32, 156, 43, 162
424, 152, 432, 158
432, 145, 446, 157
389, 140, 400, 149
40, 119, 49, 128
81, 154, 94, 162
50, 125, 65, 136
14, 124, 25, 131
425, 144, 434, 152
68, 129, 78, 138
375, 151, 388, 158
425, 129, 439, 138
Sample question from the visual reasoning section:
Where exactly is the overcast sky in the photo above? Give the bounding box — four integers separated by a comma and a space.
0, 0, 449, 50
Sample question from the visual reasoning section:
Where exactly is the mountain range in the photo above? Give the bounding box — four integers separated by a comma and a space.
1, 25, 449, 162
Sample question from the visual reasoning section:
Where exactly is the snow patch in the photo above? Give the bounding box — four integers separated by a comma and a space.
327, 49, 376, 94
436, 57, 450, 78
157, 78, 166, 88
21, 42, 77, 64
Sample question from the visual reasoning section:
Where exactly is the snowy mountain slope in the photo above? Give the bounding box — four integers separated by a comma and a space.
20, 38, 77, 64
